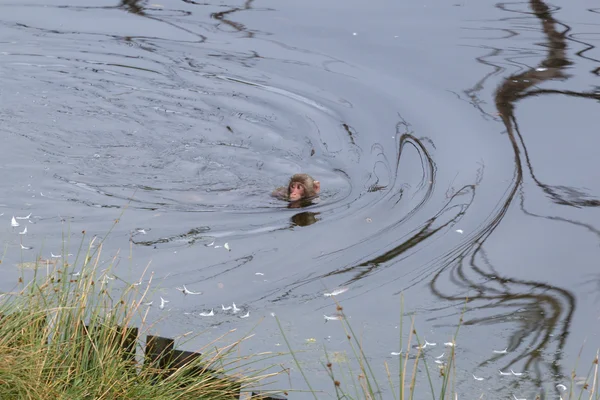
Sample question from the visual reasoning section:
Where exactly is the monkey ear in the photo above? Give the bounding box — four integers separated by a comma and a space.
313, 180, 320, 194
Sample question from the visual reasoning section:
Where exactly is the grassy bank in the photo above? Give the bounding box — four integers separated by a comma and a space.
1, 233, 599, 399
0, 234, 282, 399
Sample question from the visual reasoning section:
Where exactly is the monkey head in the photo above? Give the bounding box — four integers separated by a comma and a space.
288, 173, 320, 202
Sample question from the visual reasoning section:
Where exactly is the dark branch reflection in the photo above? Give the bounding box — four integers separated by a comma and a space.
119, 0, 146, 15
211, 0, 256, 38
427, 0, 600, 396
118, 0, 206, 42
267, 131, 447, 301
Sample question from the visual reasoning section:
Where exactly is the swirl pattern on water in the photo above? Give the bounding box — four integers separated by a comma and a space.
0, 1, 441, 256
2, 0, 599, 398
2, 25, 349, 213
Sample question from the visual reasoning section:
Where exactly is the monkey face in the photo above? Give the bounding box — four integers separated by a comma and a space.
289, 181, 305, 201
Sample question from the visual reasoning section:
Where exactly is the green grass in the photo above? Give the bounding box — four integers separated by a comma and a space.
0, 233, 285, 400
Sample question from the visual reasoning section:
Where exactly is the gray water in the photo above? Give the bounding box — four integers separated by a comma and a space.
1, 0, 599, 398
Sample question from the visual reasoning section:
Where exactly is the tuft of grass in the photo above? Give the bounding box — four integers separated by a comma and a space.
274, 294, 462, 400
0, 233, 285, 400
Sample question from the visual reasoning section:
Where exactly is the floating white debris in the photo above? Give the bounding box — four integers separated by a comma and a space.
176, 285, 202, 295
556, 384, 567, 391
224, 242, 230, 251
100, 275, 114, 284
16, 213, 32, 220
352, 32, 357, 36
435, 360, 444, 364
137, 229, 147, 235
436, 353, 445, 359
390, 351, 402, 356
324, 314, 342, 321
270, 312, 275, 317
444, 342, 455, 347
19, 226, 27, 235
240, 311, 250, 318
455, 229, 463, 234
159, 297, 169, 310
511, 369, 524, 376
222, 304, 232, 311
232, 302, 241, 313
199, 309, 214, 317
255, 272, 264, 276
11, 217, 19, 227
70, 271, 81, 277
365, 218, 372, 223
50, 252, 73, 258
473, 374, 484, 381
324, 287, 349, 297
206, 241, 215, 247
214, 245, 222, 248
536, 67, 548, 72
143, 301, 153, 306
424, 339, 437, 346
513, 395, 526, 400
499, 370, 511, 376
20, 244, 32, 250
493, 348, 508, 354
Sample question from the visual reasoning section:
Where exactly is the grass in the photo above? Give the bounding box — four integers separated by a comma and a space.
275, 294, 600, 400
0, 232, 285, 400
275, 295, 462, 400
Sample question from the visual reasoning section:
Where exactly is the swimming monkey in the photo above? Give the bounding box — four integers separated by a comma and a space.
272, 173, 321, 204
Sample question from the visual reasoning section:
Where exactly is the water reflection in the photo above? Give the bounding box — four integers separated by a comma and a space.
211, 0, 256, 38
269, 131, 440, 299
430, 0, 600, 395
290, 212, 320, 227
117, 0, 206, 42
130, 226, 211, 248
1, 0, 598, 396
119, 0, 145, 16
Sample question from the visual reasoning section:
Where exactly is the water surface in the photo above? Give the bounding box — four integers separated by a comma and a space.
1, 0, 599, 398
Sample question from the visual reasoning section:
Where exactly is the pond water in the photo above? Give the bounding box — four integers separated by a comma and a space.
1, 0, 599, 398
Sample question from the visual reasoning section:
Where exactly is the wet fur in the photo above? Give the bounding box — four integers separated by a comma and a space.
271, 174, 320, 204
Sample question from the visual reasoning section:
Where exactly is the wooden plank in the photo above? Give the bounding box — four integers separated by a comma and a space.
249, 392, 288, 400
145, 335, 175, 369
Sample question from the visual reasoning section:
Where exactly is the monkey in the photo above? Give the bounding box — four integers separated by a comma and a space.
271, 173, 321, 206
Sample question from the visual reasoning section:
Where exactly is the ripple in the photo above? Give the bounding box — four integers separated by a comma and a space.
4, 1, 598, 398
